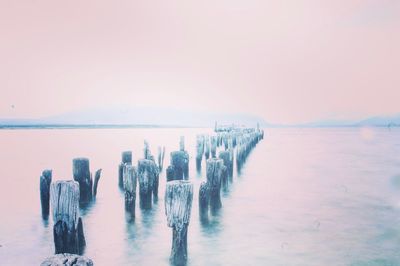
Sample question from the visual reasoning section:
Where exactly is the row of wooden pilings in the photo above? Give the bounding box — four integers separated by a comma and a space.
39, 127, 263, 266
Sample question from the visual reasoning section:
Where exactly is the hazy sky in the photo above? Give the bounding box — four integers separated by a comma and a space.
1, 0, 399, 124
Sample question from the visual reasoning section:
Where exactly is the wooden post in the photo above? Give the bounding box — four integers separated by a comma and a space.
196, 135, 204, 172
219, 150, 233, 182
210, 136, 217, 158
199, 181, 210, 220
170, 151, 189, 180
165, 180, 193, 266
138, 159, 158, 208
119, 151, 132, 188
179, 136, 185, 151
204, 136, 210, 159
206, 158, 224, 213
158, 146, 166, 171
50, 180, 85, 255
93, 169, 102, 198
40, 169, 52, 218
123, 164, 137, 218
73, 158, 92, 204
144, 140, 151, 160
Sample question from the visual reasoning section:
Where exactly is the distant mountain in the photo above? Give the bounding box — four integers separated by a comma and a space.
0, 106, 268, 128
356, 114, 400, 127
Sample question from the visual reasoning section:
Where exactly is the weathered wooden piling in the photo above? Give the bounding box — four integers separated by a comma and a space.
138, 159, 159, 208
41, 254, 93, 266
40, 169, 52, 218
196, 135, 205, 171
50, 180, 85, 254
170, 151, 189, 180
210, 136, 217, 158
206, 158, 224, 213
180, 136, 185, 151
73, 158, 92, 204
199, 181, 210, 220
123, 164, 137, 217
93, 169, 102, 198
165, 180, 193, 266
119, 151, 132, 188
219, 150, 233, 180
204, 136, 210, 159
158, 146, 166, 171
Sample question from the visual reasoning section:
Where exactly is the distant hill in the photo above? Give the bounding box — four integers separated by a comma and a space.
0, 108, 399, 128
0, 106, 268, 128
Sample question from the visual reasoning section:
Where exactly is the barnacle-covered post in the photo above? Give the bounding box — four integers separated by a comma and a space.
119, 151, 132, 188
50, 180, 85, 254
219, 150, 233, 185
73, 158, 92, 204
165, 180, 193, 266
40, 169, 52, 218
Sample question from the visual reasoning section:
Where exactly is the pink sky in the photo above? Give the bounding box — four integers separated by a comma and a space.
0, 0, 399, 124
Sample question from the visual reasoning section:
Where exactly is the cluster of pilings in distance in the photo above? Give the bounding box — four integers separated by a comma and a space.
39, 158, 101, 265
197, 124, 264, 222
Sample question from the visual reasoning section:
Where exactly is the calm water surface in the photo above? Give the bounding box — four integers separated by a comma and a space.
1, 128, 400, 266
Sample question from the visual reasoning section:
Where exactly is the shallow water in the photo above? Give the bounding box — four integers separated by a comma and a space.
1, 127, 400, 266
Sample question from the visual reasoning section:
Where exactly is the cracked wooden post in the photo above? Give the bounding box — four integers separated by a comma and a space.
50, 180, 85, 254
170, 151, 189, 180
73, 158, 92, 204
206, 158, 224, 213
199, 181, 210, 221
123, 164, 137, 218
196, 135, 204, 172
119, 151, 132, 188
138, 159, 158, 208
165, 180, 193, 266
40, 169, 52, 218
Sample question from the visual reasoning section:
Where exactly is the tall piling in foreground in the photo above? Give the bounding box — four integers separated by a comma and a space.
165, 180, 193, 266
40, 169, 52, 218
138, 159, 159, 208
119, 151, 132, 188
73, 158, 92, 204
41, 254, 93, 266
123, 164, 137, 219
206, 158, 224, 213
50, 180, 85, 254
